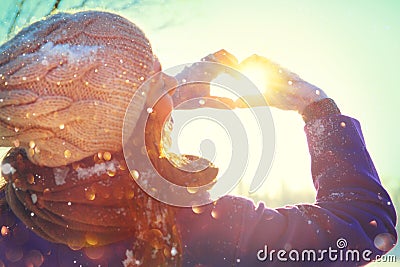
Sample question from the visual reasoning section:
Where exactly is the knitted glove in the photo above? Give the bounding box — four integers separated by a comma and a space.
235, 54, 328, 112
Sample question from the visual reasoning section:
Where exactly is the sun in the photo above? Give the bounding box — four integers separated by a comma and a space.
240, 64, 270, 92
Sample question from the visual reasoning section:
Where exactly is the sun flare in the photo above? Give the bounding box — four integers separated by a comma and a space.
240, 65, 270, 92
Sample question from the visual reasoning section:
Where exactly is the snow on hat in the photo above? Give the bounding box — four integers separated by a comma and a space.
0, 11, 154, 167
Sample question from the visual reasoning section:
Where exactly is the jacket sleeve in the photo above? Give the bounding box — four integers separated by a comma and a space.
176, 114, 397, 266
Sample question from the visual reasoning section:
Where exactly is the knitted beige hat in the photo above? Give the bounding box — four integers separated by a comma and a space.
0, 11, 154, 167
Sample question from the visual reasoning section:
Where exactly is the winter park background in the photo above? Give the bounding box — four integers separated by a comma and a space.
0, 0, 399, 265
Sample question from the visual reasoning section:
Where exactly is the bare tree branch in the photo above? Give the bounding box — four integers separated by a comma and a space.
51, 0, 62, 14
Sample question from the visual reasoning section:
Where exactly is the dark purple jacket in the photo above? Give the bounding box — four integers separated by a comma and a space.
0, 114, 397, 266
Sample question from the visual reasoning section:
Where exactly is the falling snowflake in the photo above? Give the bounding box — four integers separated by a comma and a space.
53, 167, 69, 185
122, 250, 141, 267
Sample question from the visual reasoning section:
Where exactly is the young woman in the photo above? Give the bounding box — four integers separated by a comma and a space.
0, 11, 396, 266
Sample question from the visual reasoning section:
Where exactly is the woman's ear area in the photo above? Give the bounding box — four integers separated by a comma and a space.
146, 55, 177, 123
152, 55, 178, 96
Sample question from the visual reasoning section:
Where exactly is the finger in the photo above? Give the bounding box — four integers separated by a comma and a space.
203, 96, 236, 109
240, 54, 271, 67
174, 96, 236, 110
213, 49, 239, 67
235, 95, 269, 108
202, 49, 239, 68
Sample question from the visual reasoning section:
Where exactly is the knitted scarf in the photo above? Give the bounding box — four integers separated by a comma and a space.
1, 108, 218, 265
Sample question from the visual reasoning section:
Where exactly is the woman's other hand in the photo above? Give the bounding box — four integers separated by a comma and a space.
237, 55, 328, 113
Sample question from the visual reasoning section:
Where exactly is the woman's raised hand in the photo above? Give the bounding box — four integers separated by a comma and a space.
171, 49, 239, 109
171, 50, 328, 112
236, 55, 328, 113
